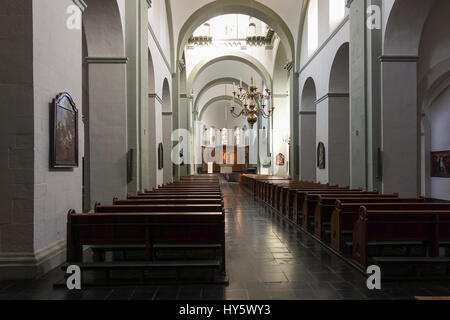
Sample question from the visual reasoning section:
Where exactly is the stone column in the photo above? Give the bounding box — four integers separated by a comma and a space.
0, 0, 34, 265
381, 56, 420, 197
289, 69, 300, 179
148, 94, 163, 188
86, 57, 128, 206
366, 0, 383, 192
328, 94, 350, 187
299, 111, 317, 182
348, 0, 367, 189
125, 0, 149, 193
162, 111, 174, 183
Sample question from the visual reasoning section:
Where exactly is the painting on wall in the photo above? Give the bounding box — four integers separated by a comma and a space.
158, 143, 164, 170
317, 142, 326, 169
51, 92, 78, 169
431, 151, 450, 178
276, 153, 285, 166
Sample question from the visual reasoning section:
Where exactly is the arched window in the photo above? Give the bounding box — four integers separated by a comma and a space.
234, 126, 240, 145
222, 128, 228, 146
307, 0, 318, 55
329, 0, 346, 30
248, 23, 256, 36
209, 127, 216, 145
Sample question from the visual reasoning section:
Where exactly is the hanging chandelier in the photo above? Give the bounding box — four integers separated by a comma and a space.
230, 78, 274, 128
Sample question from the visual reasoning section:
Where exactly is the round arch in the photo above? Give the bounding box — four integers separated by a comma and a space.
295, 0, 310, 72
299, 77, 317, 182
300, 77, 317, 111
162, 78, 171, 112
198, 96, 244, 121
148, 49, 155, 93
384, 0, 435, 55
194, 77, 250, 113
83, 0, 125, 56
187, 52, 272, 93
177, 0, 295, 64
82, 0, 128, 209
329, 42, 349, 93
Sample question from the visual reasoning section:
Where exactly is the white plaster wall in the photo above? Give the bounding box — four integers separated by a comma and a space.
147, 29, 172, 187
162, 115, 173, 184
429, 88, 450, 201
186, 46, 275, 81
148, 97, 164, 189
298, 21, 350, 102
148, 0, 171, 61
170, 0, 303, 57
328, 97, 350, 187
201, 101, 247, 130
382, 0, 395, 46
148, 35, 172, 97
272, 95, 290, 176
117, 0, 126, 43
299, 114, 316, 181
299, 0, 348, 68
316, 101, 328, 183
297, 21, 349, 183
32, 0, 83, 251
193, 61, 263, 95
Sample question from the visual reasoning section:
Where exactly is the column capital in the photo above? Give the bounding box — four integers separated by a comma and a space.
85, 57, 128, 64
149, 93, 163, 104
379, 55, 420, 62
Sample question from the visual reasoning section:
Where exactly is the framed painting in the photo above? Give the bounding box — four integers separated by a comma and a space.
431, 151, 450, 178
51, 92, 78, 168
276, 153, 285, 166
317, 142, 326, 169
158, 143, 164, 170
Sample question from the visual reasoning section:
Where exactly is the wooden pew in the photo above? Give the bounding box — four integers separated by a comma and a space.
140, 190, 221, 196
331, 201, 450, 252
298, 191, 386, 230
66, 209, 226, 275
352, 207, 450, 273
311, 195, 422, 239
114, 197, 223, 206
128, 194, 222, 200
95, 203, 223, 213
279, 185, 347, 217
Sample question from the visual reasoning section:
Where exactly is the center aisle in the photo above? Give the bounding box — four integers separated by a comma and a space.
220, 181, 373, 300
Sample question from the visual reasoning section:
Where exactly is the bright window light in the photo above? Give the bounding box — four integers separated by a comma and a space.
329, 0, 346, 30
307, 0, 318, 56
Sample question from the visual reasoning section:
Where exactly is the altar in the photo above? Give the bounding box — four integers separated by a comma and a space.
201, 146, 250, 173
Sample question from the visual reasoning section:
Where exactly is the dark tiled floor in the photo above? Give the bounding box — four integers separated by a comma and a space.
1, 182, 450, 300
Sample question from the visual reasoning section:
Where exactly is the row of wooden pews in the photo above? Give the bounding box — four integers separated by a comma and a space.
65, 174, 227, 283
241, 175, 450, 278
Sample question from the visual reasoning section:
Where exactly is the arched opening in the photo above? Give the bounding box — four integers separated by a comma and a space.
177, 0, 295, 64
299, 77, 317, 182
187, 53, 272, 94
327, 42, 350, 187
272, 42, 290, 176
177, 2, 296, 178
144, 49, 156, 190
381, 0, 447, 197
147, 49, 164, 189
82, 0, 127, 209
418, 0, 450, 201
162, 78, 173, 184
